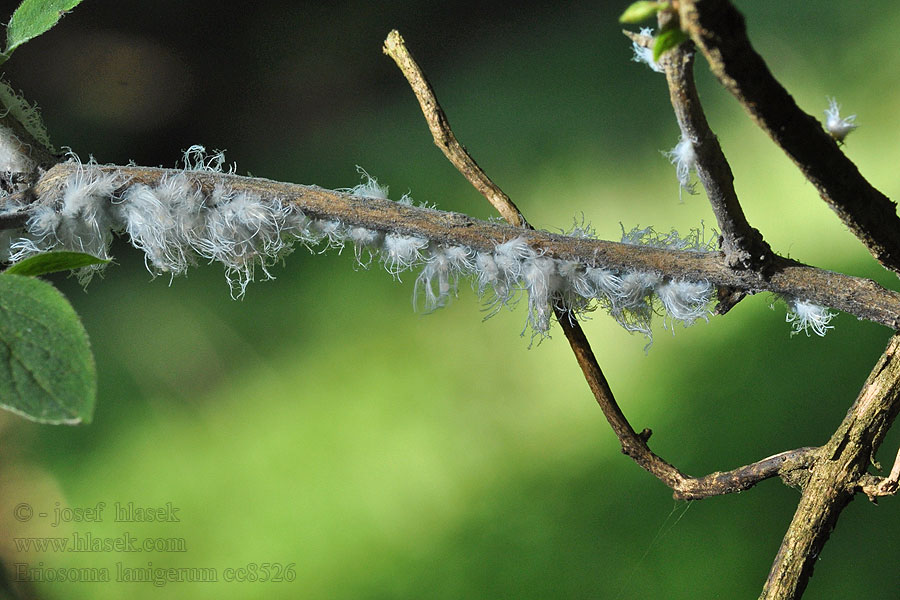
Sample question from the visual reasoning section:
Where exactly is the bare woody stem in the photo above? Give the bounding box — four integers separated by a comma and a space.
382, 30, 528, 228
677, 0, 900, 275
659, 38, 771, 271
558, 308, 818, 501
761, 334, 900, 600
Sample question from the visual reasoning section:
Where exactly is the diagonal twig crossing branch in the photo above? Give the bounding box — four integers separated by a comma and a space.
383, 30, 527, 229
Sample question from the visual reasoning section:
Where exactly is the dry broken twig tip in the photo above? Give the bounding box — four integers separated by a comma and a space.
382, 30, 528, 229
859, 444, 900, 500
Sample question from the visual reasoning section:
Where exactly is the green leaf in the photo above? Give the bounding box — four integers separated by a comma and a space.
1, 0, 84, 64
652, 27, 689, 61
619, 1, 667, 24
0, 274, 95, 424
4, 251, 109, 277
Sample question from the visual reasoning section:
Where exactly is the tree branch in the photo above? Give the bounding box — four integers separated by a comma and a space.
659, 36, 771, 271
16, 161, 900, 331
382, 30, 527, 228
761, 334, 900, 600
559, 309, 819, 501
677, 0, 900, 275
676, 448, 819, 500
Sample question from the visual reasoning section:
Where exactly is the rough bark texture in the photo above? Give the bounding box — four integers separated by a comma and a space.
661, 42, 771, 270
25, 162, 900, 331
761, 334, 900, 599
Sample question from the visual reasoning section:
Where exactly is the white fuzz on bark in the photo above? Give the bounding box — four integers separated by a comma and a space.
0, 151, 833, 344
824, 97, 858, 142
786, 299, 835, 337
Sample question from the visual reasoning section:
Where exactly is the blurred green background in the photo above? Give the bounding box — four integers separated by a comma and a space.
1, 1, 899, 598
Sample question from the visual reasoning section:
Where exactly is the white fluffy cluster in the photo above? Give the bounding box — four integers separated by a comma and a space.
631, 27, 664, 73
786, 299, 835, 337
664, 133, 699, 200
9, 149, 297, 296
0, 150, 835, 343
824, 97, 858, 142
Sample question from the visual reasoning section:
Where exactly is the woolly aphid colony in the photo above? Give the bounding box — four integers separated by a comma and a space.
0, 31, 841, 347
0, 146, 834, 345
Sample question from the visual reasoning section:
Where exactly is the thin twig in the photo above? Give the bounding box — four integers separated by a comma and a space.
676, 448, 818, 500
857, 444, 900, 500
559, 307, 818, 500
677, 0, 900, 276
382, 30, 527, 228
